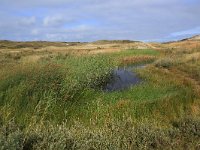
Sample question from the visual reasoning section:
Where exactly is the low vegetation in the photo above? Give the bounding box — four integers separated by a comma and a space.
1, 117, 199, 149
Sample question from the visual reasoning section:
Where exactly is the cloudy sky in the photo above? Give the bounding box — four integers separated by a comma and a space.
0, 0, 200, 42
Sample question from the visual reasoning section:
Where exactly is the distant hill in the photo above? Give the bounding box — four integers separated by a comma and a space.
162, 35, 200, 50
0, 40, 82, 49
92, 40, 141, 44
180, 35, 200, 41
1, 35, 199, 50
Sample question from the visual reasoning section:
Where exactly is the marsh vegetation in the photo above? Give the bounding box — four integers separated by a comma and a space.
0, 40, 200, 149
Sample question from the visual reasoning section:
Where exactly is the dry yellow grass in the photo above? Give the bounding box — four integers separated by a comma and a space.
21, 55, 43, 63
164, 40, 200, 50
120, 55, 156, 65
184, 52, 200, 62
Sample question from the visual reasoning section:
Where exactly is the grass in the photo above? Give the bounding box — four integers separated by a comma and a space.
0, 54, 115, 125
61, 65, 196, 125
113, 49, 160, 57
0, 46, 200, 149
1, 117, 200, 149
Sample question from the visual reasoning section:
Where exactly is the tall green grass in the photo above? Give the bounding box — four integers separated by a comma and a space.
0, 55, 114, 125
0, 49, 197, 125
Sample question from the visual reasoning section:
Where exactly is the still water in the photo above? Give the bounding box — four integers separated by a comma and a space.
103, 65, 145, 92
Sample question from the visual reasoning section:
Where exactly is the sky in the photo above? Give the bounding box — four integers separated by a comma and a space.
0, 0, 200, 42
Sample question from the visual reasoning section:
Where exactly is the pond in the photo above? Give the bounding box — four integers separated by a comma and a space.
103, 64, 146, 92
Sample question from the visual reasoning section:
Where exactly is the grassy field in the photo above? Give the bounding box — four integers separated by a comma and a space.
0, 41, 200, 149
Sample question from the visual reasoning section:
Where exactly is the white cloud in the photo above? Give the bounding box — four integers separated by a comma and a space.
17, 16, 36, 26
43, 15, 64, 27
31, 29, 39, 35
